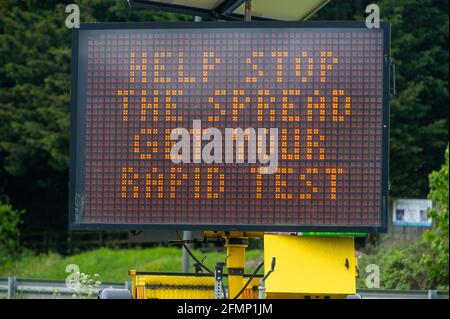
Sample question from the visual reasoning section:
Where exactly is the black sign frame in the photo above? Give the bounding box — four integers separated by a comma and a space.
69, 21, 391, 232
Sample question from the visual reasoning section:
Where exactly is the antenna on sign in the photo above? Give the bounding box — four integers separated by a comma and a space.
244, 0, 252, 22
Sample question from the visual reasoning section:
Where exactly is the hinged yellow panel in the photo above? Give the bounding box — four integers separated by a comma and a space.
264, 235, 357, 298
132, 274, 215, 299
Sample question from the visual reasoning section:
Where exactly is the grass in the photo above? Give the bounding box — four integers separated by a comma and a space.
0, 247, 263, 282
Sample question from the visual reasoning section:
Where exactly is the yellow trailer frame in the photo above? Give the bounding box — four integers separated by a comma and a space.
129, 232, 358, 299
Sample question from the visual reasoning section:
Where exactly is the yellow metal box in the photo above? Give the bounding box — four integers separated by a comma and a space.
263, 234, 357, 298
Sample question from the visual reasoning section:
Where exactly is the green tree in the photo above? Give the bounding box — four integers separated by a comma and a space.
316, 0, 449, 198
0, 1, 448, 247
0, 202, 23, 261
0, 1, 189, 237
382, 0, 449, 197
357, 240, 434, 289
421, 145, 449, 288
358, 147, 449, 290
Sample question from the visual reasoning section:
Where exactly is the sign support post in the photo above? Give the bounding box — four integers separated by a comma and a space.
244, 0, 251, 22
225, 233, 248, 299
204, 231, 263, 298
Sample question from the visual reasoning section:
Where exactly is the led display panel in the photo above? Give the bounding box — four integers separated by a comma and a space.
70, 22, 390, 232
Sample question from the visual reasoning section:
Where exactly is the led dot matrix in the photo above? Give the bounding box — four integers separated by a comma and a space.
71, 23, 389, 231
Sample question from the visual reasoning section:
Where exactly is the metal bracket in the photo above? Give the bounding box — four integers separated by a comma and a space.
193, 256, 207, 274
227, 237, 249, 245
228, 267, 244, 276
214, 262, 226, 299
258, 257, 276, 299
389, 58, 396, 100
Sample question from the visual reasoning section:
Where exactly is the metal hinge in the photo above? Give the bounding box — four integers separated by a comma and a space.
389, 58, 396, 100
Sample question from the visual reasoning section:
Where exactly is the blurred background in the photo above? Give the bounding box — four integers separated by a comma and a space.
0, 0, 448, 292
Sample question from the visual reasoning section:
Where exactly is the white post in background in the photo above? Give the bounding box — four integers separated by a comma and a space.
7, 276, 17, 299
182, 231, 193, 273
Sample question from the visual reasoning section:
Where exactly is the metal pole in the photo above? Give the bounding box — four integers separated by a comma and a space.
428, 289, 437, 299
225, 235, 248, 299
244, 0, 252, 22
124, 281, 132, 292
182, 231, 193, 273
214, 262, 225, 299
258, 279, 266, 299
7, 276, 17, 299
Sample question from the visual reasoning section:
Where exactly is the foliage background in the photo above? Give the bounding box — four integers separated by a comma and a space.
1, 0, 447, 235
316, 0, 449, 197
0, 0, 448, 289
0, 0, 190, 236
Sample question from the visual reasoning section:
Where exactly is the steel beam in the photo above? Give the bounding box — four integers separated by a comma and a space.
214, 0, 245, 16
